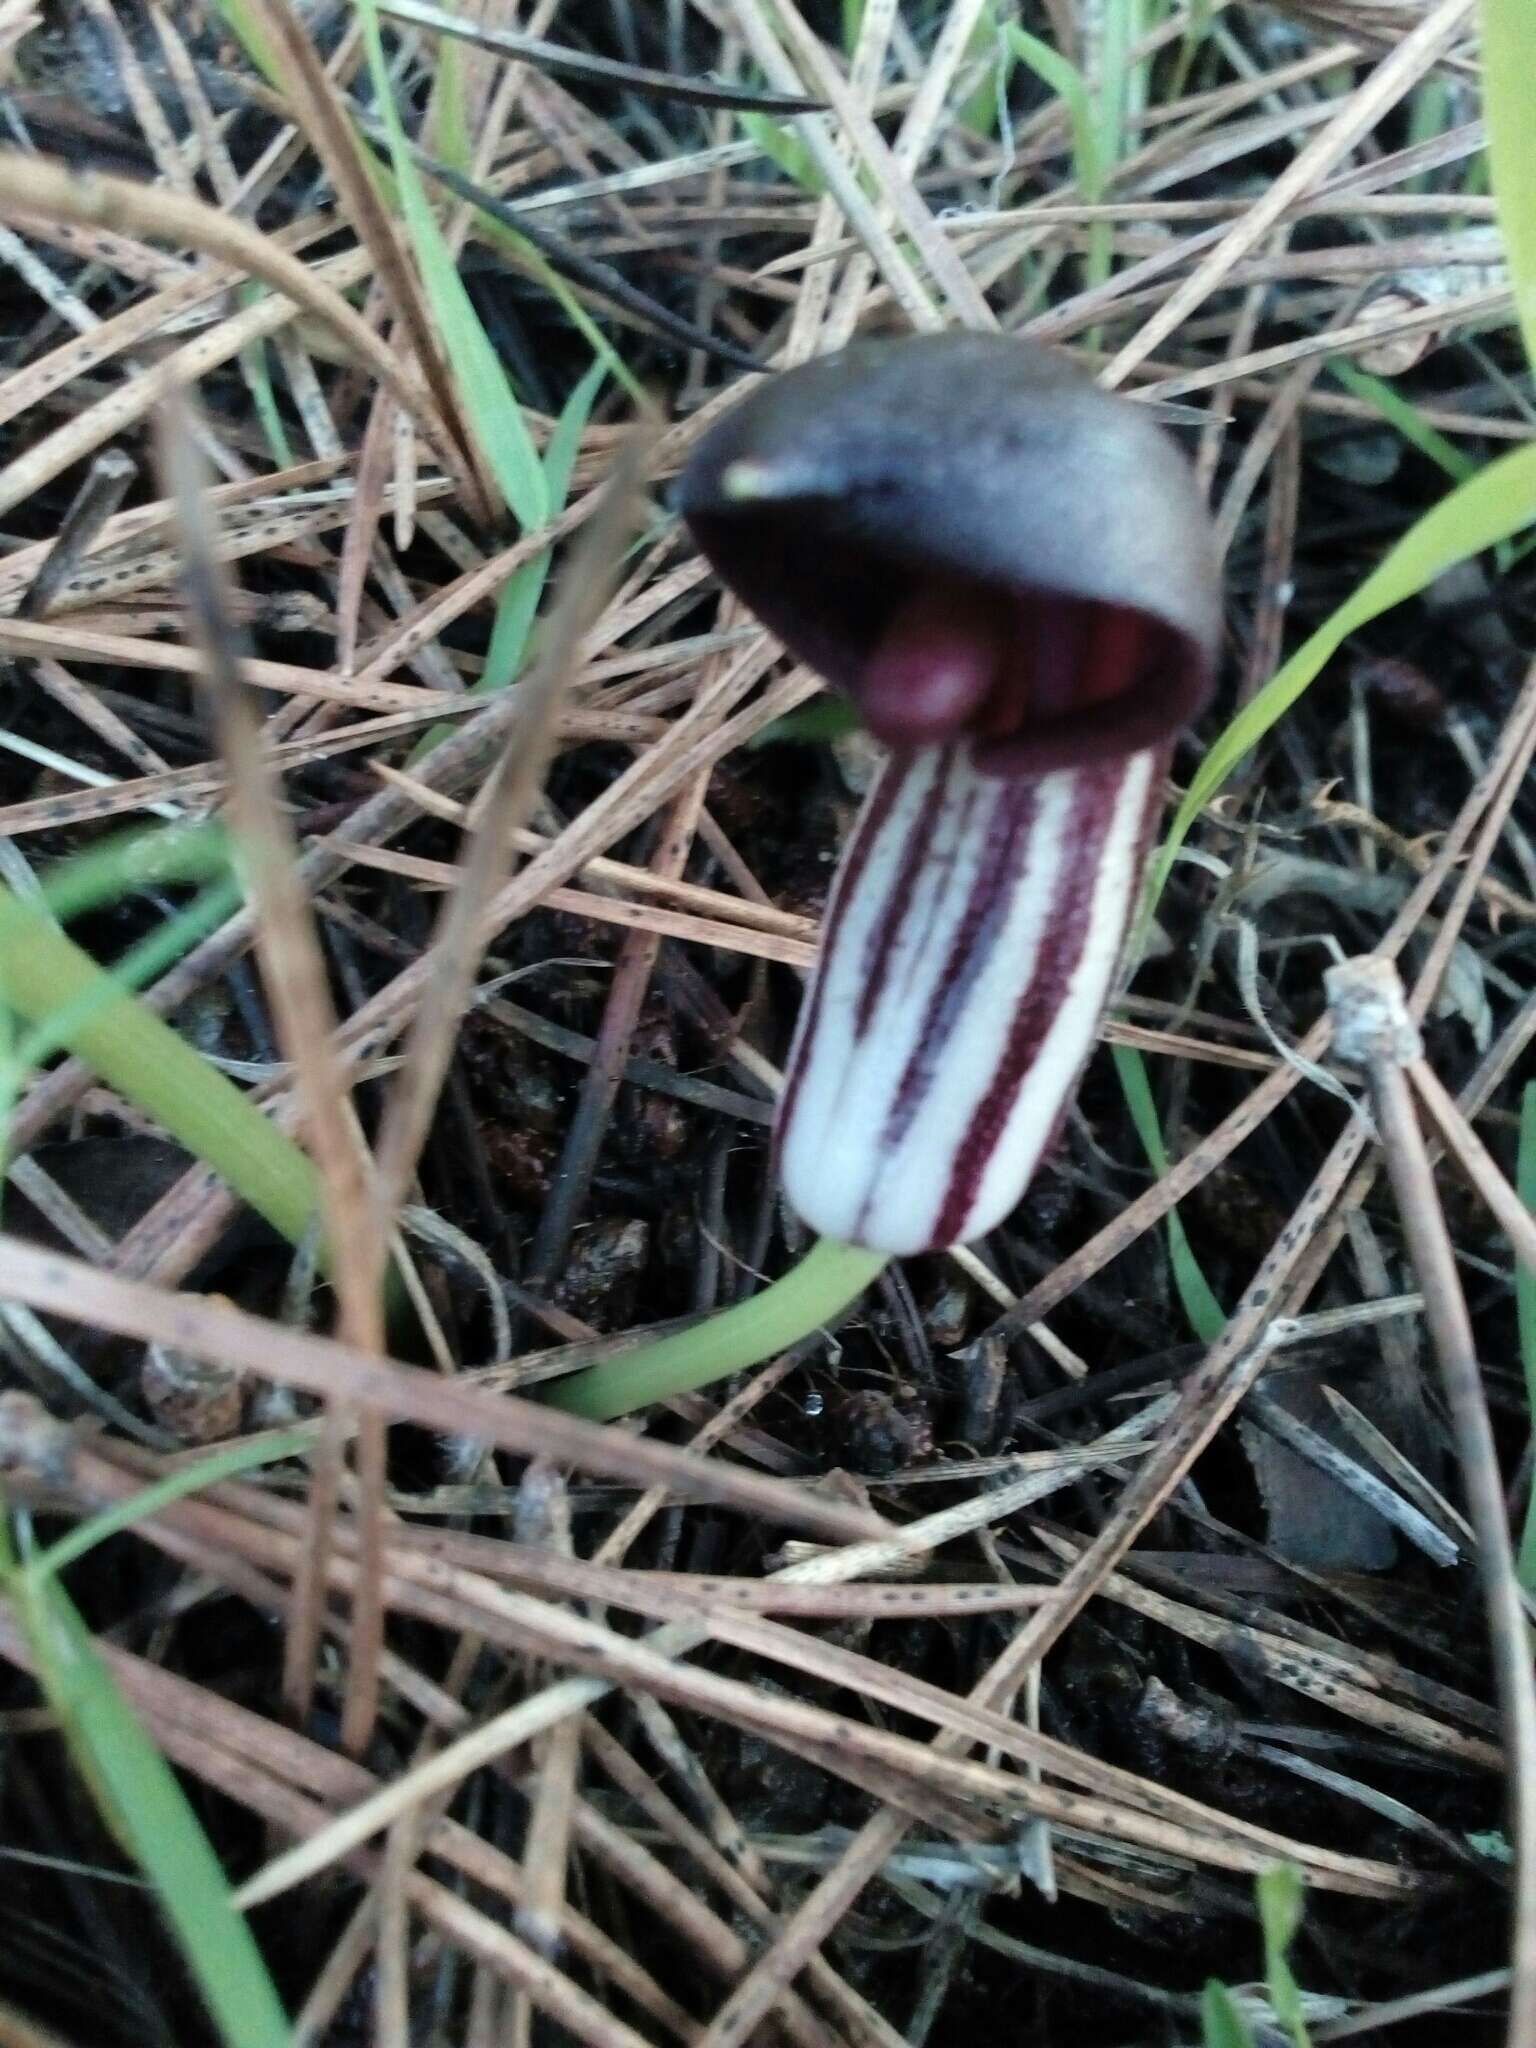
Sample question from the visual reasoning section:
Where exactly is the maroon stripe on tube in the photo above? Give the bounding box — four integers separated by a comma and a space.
777, 749, 910, 1143
854, 749, 954, 1041
929, 759, 1131, 1249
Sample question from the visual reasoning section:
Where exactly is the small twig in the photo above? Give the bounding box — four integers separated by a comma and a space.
1405, 1059, 1536, 1277
0, 151, 477, 508
368, 435, 647, 1240
374, 136, 765, 373
375, 0, 824, 111
507, 1462, 581, 2048
523, 772, 707, 1292
1245, 1385, 1460, 1568
374, 1811, 417, 2048
1314, 1967, 1512, 2042
1320, 1382, 1474, 1550
156, 393, 384, 1736
1325, 954, 1536, 2048
17, 447, 135, 620
1101, 0, 1476, 385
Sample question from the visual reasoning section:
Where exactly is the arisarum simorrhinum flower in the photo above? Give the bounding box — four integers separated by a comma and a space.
680, 334, 1222, 1256
544, 335, 1221, 1421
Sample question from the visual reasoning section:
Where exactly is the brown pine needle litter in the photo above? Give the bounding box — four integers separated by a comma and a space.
1, 2, 1535, 2044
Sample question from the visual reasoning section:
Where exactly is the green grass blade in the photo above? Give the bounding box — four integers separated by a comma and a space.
26, 1429, 315, 1582
219, 0, 640, 407
960, 2, 1015, 138
428, 2, 471, 174
347, 0, 642, 410
1008, 27, 1104, 198
738, 111, 825, 193
408, 354, 607, 763
750, 697, 861, 748
1112, 1044, 1226, 1341
1258, 1864, 1312, 2047
447, 195, 646, 405
1170, 0, 1214, 98
13, 874, 243, 1071
208, 0, 281, 83
1202, 1982, 1259, 2048
1405, 76, 1453, 194
1009, 22, 1111, 302
2, 1521, 291, 2048
0, 881, 320, 1247
237, 310, 297, 471
219, 0, 559, 495
1148, 441, 1536, 917
37, 822, 230, 923
480, 356, 607, 695
1515, 1083, 1536, 1587
3, 835, 237, 1220
1481, 0, 1536, 374
355, 0, 547, 529
1327, 361, 1476, 485
1095, 0, 1136, 175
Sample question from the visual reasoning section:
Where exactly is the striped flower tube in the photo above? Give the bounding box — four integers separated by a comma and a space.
681, 335, 1220, 1257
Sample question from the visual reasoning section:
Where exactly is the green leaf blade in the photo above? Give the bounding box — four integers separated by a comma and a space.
1112, 1044, 1226, 1343
4, 1556, 290, 2048
355, 0, 548, 531
1516, 1082, 1536, 1587
1482, 0, 1536, 374
1202, 1981, 1259, 2048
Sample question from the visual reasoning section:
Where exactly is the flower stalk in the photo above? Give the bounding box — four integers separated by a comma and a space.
541, 1237, 887, 1420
